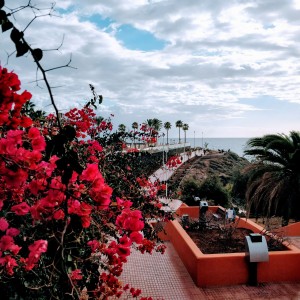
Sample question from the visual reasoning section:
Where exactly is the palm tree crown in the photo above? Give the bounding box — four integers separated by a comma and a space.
132, 122, 138, 130
118, 124, 126, 133
244, 131, 300, 226
182, 123, 189, 143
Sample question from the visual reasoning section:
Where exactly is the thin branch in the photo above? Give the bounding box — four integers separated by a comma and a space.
23, 12, 55, 33
19, 37, 62, 129
43, 34, 65, 52
45, 54, 77, 72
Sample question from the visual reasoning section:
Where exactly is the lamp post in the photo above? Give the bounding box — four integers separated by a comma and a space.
165, 147, 168, 198
162, 133, 165, 165
194, 130, 195, 149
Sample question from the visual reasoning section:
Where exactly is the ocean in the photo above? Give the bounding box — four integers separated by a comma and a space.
160, 137, 250, 157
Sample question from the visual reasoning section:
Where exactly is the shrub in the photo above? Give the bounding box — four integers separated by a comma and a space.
199, 176, 229, 207
0, 67, 166, 299
180, 179, 201, 206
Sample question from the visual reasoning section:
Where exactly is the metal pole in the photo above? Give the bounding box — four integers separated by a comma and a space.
162, 133, 165, 165
202, 132, 203, 149
194, 131, 195, 148
165, 148, 168, 198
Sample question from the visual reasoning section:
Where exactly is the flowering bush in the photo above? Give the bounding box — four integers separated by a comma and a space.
0, 66, 167, 299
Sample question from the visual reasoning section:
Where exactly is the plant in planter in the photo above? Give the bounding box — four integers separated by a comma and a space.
180, 209, 287, 254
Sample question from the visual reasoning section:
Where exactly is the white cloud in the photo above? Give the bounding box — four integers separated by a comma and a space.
1, 0, 300, 137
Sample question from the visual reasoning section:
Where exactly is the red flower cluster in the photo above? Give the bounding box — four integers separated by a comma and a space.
24, 240, 48, 270
80, 163, 112, 208
116, 209, 144, 232
0, 66, 167, 299
0, 66, 32, 128
166, 156, 182, 168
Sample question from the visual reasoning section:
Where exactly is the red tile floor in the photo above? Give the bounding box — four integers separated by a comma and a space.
118, 240, 300, 300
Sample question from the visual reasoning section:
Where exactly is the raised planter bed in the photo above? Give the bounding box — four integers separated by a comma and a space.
160, 205, 300, 287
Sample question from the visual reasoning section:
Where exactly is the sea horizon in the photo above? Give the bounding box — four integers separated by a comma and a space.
158, 137, 251, 157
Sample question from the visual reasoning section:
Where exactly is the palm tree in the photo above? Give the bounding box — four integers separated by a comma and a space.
182, 123, 189, 143
244, 131, 300, 226
152, 118, 162, 132
175, 120, 183, 143
164, 122, 172, 144
146, 118, 162, 146
21, 100, 46, 123
118, 124, 126, 133
132, 122, 139, 148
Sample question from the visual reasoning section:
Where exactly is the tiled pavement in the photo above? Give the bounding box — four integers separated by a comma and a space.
118, 241, 300, 300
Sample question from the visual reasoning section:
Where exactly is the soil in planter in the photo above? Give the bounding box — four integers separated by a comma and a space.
187, 228, 286, 254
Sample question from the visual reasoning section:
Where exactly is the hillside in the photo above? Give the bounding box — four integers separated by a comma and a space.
168, 150, 250, 192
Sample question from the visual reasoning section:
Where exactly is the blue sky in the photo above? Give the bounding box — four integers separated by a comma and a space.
1, 0, 300, 137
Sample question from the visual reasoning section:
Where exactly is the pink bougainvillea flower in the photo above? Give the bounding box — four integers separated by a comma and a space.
116, 209, 144, 232
0, 255, 18, 276
11, 202, 31, 215
80, 163, 100, 181
0, 235, 14, 251
25, 240, 48, 271
87, 240, 101, 253
28, 239, 48, 254
119, 235, 132, 247
5, 168, 28, 188
20, 115, 33, 127
0, 217, 9, 231
70, 269, 83, 281
28, 127, 41, 139
116, 244, 131, 258
31, 136, 46, 151
6, 227, 20, 237
53, 209, 65, 220
129, 231, 143, 244
116, 197, 132, 208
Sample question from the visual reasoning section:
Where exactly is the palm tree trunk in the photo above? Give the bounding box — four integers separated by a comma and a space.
167, 130, 169, 145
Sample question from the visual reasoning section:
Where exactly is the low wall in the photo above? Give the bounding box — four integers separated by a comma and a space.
279, 222, 300, 237
165, 206, 300, 287
176, 205, 221, 218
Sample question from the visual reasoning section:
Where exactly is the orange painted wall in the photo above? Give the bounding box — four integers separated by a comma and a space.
176, 205, 221, 218
164, 207, 300, 287
163, 220, 201, 280
197, 253, 249, 286
280, 222, 300, 237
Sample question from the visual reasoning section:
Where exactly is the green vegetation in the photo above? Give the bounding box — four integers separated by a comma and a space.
243, 131, 300, 225
180, 175, 229, 207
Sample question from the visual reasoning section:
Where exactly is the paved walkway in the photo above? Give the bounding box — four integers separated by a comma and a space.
118, 241, 300, 300
149, 150, 203, 183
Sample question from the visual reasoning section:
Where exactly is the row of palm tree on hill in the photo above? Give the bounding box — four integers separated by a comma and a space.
118, 119, 190, 145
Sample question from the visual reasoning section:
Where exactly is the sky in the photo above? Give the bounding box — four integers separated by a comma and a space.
1, 0, 300, 138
